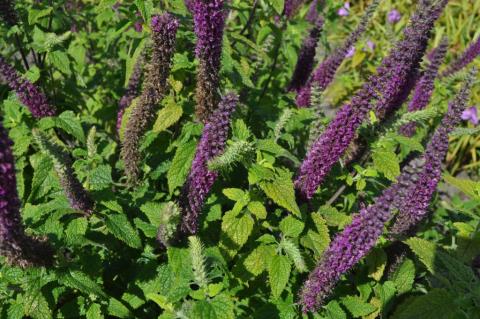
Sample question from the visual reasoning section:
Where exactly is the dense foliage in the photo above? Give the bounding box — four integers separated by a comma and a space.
1, 0, 480, 318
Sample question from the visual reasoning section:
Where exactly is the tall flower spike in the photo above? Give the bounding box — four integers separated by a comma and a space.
441, 36, 480, 77
180, 92, 238, 235
117, 55, 144, 134
0, 56, 56, 118
0, 122, 54, 267
296, 0, 380, 107
400, 38, 448, 136
32, 129, 95, 215
390, 68, 476, 237
295, 0, 447, 199
299, 158, 427, 312
287, 16, 324, 92
192, 0, 227, 122
121, 13, 178, 183
284, 0, 306, 19
0, 0, 17, 26
306, 0, 324, 23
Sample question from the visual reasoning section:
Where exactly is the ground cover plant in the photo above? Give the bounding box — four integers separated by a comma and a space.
1, 0, 480, 318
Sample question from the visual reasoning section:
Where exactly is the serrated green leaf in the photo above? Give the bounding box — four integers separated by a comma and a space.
372, 150, 400, 181
391, 259, 415, 294
268, 255, 291, 298
55, 111, 85, 143
279, 215, 304, 237
152, 99, 183, 133
247, 201, 267, 219
105, 214, 142, 249
86, 304, 104, 319
60, 270, 107, 298
325, 300, 347, 319
88, 165, 112, 190
259, 170, 300, 216
167, 140, 197, 194
244, 245, 276, 276
443, 174, 480, 199
391, 289, 462, 319
366, 248, 387, 281
23, 291, 51, 319
342, 296, 377, 318
65, 218, 88, 245
221, 211, 254, 250
108, 298, 131, 318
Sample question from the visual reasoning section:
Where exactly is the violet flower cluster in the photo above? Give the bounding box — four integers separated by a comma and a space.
295, 0, 379, 107
400, 39, 448, 136
300, 162, 421, 311
32, 129, 95, 215
0, 123, 53, 267
441, 36, 480, 77
306, 0, 323, 23
117, 56, 144, 133
192, 0, 227, 122
121, 13, 178, 183
180, 93, 238, 235
0, 0, 17, 26
299, 71, 474, 311
284, 0, 306, 19
390, 69, 476, 237
295, 0, 447, 199
0, 56, 56, 118
287, 16, 324, 92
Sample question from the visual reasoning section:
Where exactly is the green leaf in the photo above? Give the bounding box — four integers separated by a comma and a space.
244, 245, 276, 276
108, 298, 131, 318
105, 214, 142, 249
135, 0, 154, 22
60, 270, 107, 298
221, 211, 254, 250
325, 301, 347, 319
247, 201, 267, 219
28, 7, 53, 25
443, 174, 480, 199
341, 296, 377, 318
65, 218, 88, 245
86, 304, 104, 319
146, 293, 175, 312
279, 215, 304, 237
152, 98, 183, 133
405, 237, 436, 273
55, 111, 85, 143
22, 291, 52, 319
268, 255, 291, 298
209, 294, 235, 319
167, 140, 197, 194
88, 165, 112, 190
391, 289, 462, 319
47, 50, 71, 75
372, 149, 400, 181
259, 169, 300, 216
366, 248, 387, 281
222, 188, 246, 201
391, 259, 415, 294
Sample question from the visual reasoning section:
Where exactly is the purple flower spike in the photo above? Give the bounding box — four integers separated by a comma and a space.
295, 0, 448, 199
192, 0, 228, 122
287, 16, 324, 92
345, 46, 355, 58
121, 13, 178, 183
387, 9, 401, 24
300, 161, 422, 311
399, 38, 448, 136
0, 0, 18, 26
284, 0, 307, 19
0, 123, 54, 267
306, 0, 324, 23
180, 93, 238, 235
0, 56, 56, 118
441, 36, 480, 77
461, 106, 478, 125
390, 69, 476, 237
295, 0, 379, 107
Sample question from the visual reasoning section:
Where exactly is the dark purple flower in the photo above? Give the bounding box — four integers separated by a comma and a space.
287, 16, 324, 92
284, 0, 306, 19
295, 0, 447, 199
300, 159, 423, 311
121, 13, 178, 183
117, 56, 144, 134
390, 69, 476, 237
134, 20, 143, 32
0, 0, 18, 26
295, 0, 379, 107
0, 123, 54, 267
399, 39, 448, 136
337, 2, 350, 17
180, 93, 238, 235
441, 36, 480, 77
387, 9, 401, 24
0, 56, 56, 118
306, 0, 324, 23
461, 106, 478, 125
192, 0, 227, 122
